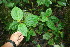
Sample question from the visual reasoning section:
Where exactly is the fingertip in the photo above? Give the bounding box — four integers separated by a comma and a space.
17, 31, 22, 34
18, 36, 24, 42
14, 32, 18, 34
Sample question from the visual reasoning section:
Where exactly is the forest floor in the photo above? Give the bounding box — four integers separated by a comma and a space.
0, 4, 70, 47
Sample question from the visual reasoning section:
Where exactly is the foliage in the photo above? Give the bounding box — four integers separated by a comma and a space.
37, 44, 41, 47
24, 13, 39, 27
0, 0, 66, 46
5, 2, 14, 7
11, 7, 23, 22
57, 1, 66, 6
37, 0, 52, 7
9, 7, 64, 46
18, 23, 28, 36
23, 0, 29, 3
46, 8, 52, 16
40, 8, 52, 22
54, 45, 60, 47
46, 20, 57, 31
53, 44, 64, 47
43, 32, 52, 40
9, 21, 18, 30
0, 0, 67, 7
48, 39, 54, 45
26, 30, 36, 41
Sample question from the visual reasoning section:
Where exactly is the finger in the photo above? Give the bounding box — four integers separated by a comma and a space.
17, 31, 22, 35
18, 35, 24, 40
13, 32, 22, 37
12, 32, 18, 36
14, 32, 18, 34
18, 36, 24, 42
17, 32, 22, 36
17, 31, 22, 34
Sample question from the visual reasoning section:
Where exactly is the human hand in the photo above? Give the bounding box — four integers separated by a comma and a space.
10, 31, 24, 46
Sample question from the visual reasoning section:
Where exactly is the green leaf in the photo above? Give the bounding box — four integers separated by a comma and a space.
26, 30, 36, 41
29, 30, 36, 36
39, 23, 43, 32
46, 20, 57, 30
36, 30, 42, 35
48, 39, 54, 45
60, 43, 64, 47
18, 23, 28, 36
43, 32, 52, 40
41, 16, 48, 22
60, 32, 64, 38
5, 2, 14, 7
26, 32, 30, 41
50, 16, 59, 22
61, 0, 67, 2
57, 23, 63, 30
37, 0, 52, 7
57, 1, 66, 6
2, 0, 7, 3
40, 8, 52, 22
11, 7, 23, 21
32, 40, 37, 44
23, 0, 29, 3
37, 0, 45, 6
54, 45, 60, 47
41, 12, 48, 22
0, 1, 2, 4
45, 0, 52, 7
9, 21, 18, 30
51, 0, 56, 2
24, 13, 39, 27
37, 44, 41, 47
7, 0, 11, 2
54, 35, 61, 44
46, 8, 52, 16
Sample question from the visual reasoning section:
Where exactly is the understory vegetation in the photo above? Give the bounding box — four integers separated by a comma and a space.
0, 0, 70, 47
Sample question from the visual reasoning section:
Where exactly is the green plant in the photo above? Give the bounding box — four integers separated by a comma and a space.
6, 6, 64, 46
0, 0, 66, 46
37, 0, 52, 7
0, 0, 67, 7
37, 44, 41, 47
